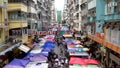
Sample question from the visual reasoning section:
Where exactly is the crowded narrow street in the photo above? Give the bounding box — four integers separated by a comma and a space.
0, 0, 120, 68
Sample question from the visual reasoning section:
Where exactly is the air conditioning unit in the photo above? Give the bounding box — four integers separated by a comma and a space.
108, 2, 117, 7
112, 2, 117, 6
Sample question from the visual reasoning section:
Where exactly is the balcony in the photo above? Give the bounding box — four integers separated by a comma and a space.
88, 16, 96, 22
104, 13, 120, 22
8, 3, 27, 12
88, 34, 120, 54
0, 0, 7, 8
9, 18, 27, 29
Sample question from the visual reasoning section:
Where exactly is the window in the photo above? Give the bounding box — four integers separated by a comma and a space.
115, 0, 120, 13
18, 11, 21, 17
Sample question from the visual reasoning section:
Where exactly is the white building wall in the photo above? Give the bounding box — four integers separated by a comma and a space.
88, 0, 96, 10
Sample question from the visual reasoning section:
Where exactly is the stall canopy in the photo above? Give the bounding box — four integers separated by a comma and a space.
69, 57, 98, 65
30, 48, 42, 54
41, 41, 54, 48
64, 39, 73, 44
3, 58, 30, 68
73, 40, 81, 44
25, 62, 48, 68
4, 65, 24, 68
44, 35, 55, 41
67, 44, 83, 48
69, 57, 86, 65
30, 54, 47, 62
84, 59, 98, 65
41, 48, 52, 52
27, 53, 48, 57
67, 48, 89, 52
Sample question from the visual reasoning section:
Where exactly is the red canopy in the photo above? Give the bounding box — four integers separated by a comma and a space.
44, 38, 54, 41
84, 59, 98, 65
69, 57, 86, 65
69, 57, 98, 65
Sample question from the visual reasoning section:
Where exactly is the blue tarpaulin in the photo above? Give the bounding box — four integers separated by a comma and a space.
41, 48, 51, 52
27, 52, 48, 57
4, 58, 30, 68
41, 41, 55, 48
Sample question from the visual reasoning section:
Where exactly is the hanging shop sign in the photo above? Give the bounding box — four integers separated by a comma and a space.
34, 31, 56, 35
18, 45, 30, 53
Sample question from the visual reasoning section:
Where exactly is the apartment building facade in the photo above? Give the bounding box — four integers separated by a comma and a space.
80, 0, 88, 33
27, 0, 38, 44
73, 0, 82, 32
41, 0, 52, 29
87, 0, 96, 35
0, 0, 8, 43
87, 0, 120, 67
8, 0, 28, 43
51, 0, 56, 23
64, 0, 82, 32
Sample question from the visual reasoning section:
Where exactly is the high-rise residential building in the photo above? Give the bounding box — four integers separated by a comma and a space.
0, 0, 54, 67
87, 0, 96, 35
51, 0, 56, 23
73, 0, 82, 32
27, 0, 38, 43
64, 0, 82, 32
0, 0, 8, 43
86, 0, 120, 67
37, 0, 43, 31
65, 0, 74, 32
56, 11, 62, 23
80, 0, 88, 32
41, 0, 52, 28
63, 0, 69, 23
8, 0, 28, 43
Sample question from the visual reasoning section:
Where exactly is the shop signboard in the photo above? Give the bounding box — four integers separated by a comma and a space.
34, 31, 56, 35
